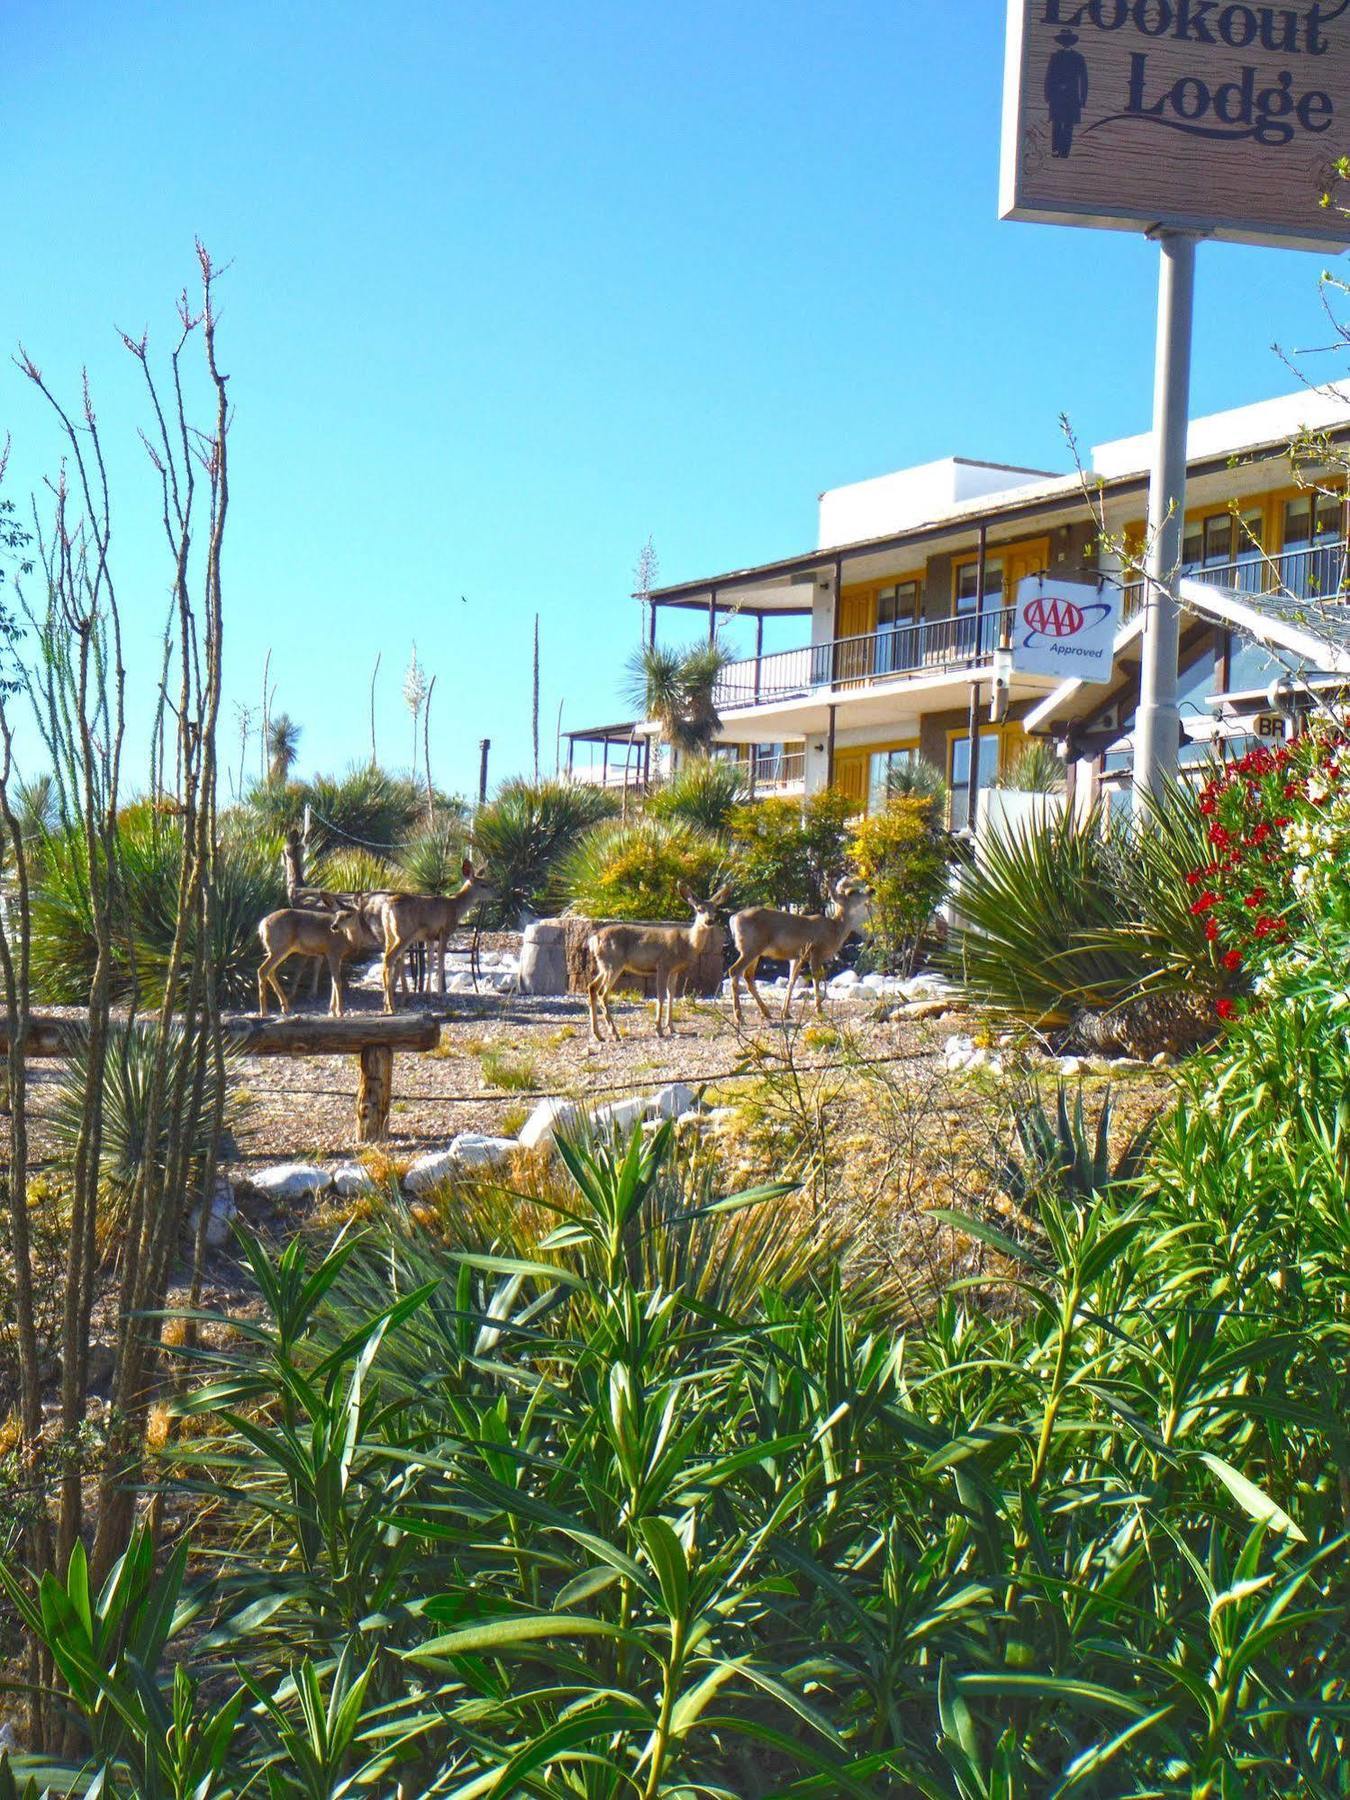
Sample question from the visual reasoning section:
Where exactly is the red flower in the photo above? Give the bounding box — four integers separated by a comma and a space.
1185, 869, 1205, 887
1216, 998, 1237, 1020
1222, 949, 1243, 972
1274, 816, 1291, 829
1199, 793, 1217, 816
1248, 824, 1271, 846
1208, 825, 1232, 847
1254, 916, 1279, 937
1243, 888, 1268, 907
1284, 783, 1301, 800
1204, 919, 1220, 942
1189, 891, 1219, 914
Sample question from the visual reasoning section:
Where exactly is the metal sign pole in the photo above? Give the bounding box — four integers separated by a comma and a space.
1132, 228, 1198, 814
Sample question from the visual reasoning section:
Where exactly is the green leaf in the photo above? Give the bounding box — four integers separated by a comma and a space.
1199, 1453, 1307, 1542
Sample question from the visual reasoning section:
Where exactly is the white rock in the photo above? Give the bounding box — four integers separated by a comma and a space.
591, 1095, 653, 1138
448, 1132, 518, 1168
653, 1082, 696, 1119
1057, 1056, 1083, 1077
518, 1096, 586, 1151
675, 1109, 707, 1129
829, 969, 860, 989
251, 1163, 331, 1202
187, 1179, 236, 1248
861, 973, 887, 992
332, 1161, 378, 1198
404, 1149, 459, 1194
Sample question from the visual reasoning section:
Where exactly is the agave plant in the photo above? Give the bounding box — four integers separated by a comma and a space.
396, 818, 467, 894
993, 1080, 1155, 1216
993, 739, 1066, 792
884, 753, 949, 809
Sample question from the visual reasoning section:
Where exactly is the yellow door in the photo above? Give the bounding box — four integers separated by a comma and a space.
1002, 538, 1051, 616
833, 750, 868, 809
835, 587, 875, 686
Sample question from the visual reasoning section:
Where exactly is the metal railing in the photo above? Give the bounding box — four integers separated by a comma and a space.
1122, 539, 1349, 622
748, 749, 805, 791
715, 606, 1016, 710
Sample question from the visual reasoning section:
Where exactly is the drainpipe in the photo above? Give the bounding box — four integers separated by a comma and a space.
826, 703, 837, 789
708, 586, 718, 645
753, 613, 763, 704
967, 523, 989, 831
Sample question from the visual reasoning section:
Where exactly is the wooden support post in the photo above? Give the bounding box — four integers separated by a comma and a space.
357, 1044, 394, 1143
826, 703, 837, 788
708, 586, 718, 645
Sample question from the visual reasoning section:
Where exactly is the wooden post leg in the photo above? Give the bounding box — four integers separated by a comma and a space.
356, 1045, 394, 1143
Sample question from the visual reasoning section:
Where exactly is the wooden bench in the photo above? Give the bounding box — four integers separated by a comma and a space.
0, 1012, 440, 1144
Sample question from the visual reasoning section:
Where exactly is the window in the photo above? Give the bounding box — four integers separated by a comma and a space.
1282, 492, 1345, 601
954, 559, 1004, 614
868, 745, 915, 810
1182, 509, 1264, 593
948, 732, 1003, 832
874, 580, 920, 674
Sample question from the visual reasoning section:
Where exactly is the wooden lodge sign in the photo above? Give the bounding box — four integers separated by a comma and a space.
1000, 0, 1350, 248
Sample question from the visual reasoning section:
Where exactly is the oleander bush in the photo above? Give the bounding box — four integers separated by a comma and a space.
5, 1103, 1347, 1795
848, 792, 953, 975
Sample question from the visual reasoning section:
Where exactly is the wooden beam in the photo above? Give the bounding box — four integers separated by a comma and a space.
0, 1011, 439, 1061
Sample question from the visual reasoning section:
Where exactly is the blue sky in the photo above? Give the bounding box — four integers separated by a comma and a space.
3, 0, 1344, 800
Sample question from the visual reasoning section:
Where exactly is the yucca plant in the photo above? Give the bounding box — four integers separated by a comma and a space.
993, 738, 1066, 792
472, 776, 619, 925
396, 817, 467, 894
645, 756, 747, 834
49, 1018, 243, 1234
625, 640, 733, 756
944, 803, 1141, 1028
310, 845, 397, 895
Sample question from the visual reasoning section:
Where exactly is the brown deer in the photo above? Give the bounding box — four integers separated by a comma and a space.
256, 907, 369, 1017
587, 884, 731, 1043
380, 862, 496, 1012
727, 875, 872, 1024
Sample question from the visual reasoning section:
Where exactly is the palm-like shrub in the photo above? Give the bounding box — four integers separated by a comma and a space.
883, 753, 948, 810
397, 818, 467, 894
31, 805, 287, 1007
943, 804, 1138, 1028
994, 739, 1066, 792
558, 816, 726, 920
645, 756, 747, 834
238, 763, 431, 858
472, 777, 619, 925
311, 846, 397, 895
51, 1018, 243, 1226
625, 640, 732, 755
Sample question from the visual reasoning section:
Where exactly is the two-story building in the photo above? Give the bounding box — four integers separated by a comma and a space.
568, 384, 1350, 822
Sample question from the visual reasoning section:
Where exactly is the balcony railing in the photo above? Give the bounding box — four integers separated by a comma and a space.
748, 749, 805, 791
716, 606, 1015, 711
1122, 539, 1350, 622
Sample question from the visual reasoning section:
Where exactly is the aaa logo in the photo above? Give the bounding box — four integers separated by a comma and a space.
1021, 595, 1111, 642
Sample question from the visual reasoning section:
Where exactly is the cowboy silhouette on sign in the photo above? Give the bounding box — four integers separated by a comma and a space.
1045, 29, 1089, 159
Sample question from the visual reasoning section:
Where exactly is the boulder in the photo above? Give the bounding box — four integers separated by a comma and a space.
449, 1132, 517, 1168
332, 1161, 378, 1199
829, 969, 860, 990
405, 1149, 458, 1194
518, 1096, 586, 1151
591, 1095, 652, 1138
250, 1163, 331, 1203
653, 1082, 696, 1119
187, 1177, 237, 1248
519, 920, 571, 996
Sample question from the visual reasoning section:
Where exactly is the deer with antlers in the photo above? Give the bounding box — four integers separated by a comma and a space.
727, 874, 872, 1024
587, 884, 731, 1043
256, 906, 369, 1017
380, 861, 496, 1012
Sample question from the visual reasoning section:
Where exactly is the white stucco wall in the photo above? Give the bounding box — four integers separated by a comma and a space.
817, 458, 1056, 551
1092, 382, 1350, 479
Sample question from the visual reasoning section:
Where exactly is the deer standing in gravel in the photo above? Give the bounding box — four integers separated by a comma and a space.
727, 875, 872, 1024
257, 907, 369, 1017
381, 862, 496, 1012
587, 884, 731, 1043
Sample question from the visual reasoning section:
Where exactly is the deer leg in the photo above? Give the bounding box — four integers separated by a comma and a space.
587, 973, 606, 1044
741, 957, 773, 1023
382, 931, 408, 1014
437, 930, 448, 997
601, 975, 621, 1041
327, 949, 345, 1017
781, 958, 803, 1020
259, 948, 293, 1016
812, 959, 827, 1015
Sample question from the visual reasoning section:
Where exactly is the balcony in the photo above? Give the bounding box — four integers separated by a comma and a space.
747, 747, 805, 792
715, 607, 1016, 712
1122, 539, 1350, 621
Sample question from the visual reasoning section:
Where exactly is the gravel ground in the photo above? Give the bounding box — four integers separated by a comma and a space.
229, 971, 942, 1165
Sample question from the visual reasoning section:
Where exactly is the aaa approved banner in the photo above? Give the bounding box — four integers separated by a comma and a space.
1010, 577, 1122, 682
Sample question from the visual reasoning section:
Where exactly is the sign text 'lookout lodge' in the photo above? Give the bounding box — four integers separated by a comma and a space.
1001, 0, 1350, 247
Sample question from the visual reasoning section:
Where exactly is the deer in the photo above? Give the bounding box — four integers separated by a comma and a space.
587, 884, 731, 1043
380, 862, 496, 1012
726, 875, 873, 1025
256, 906, 369, 1017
